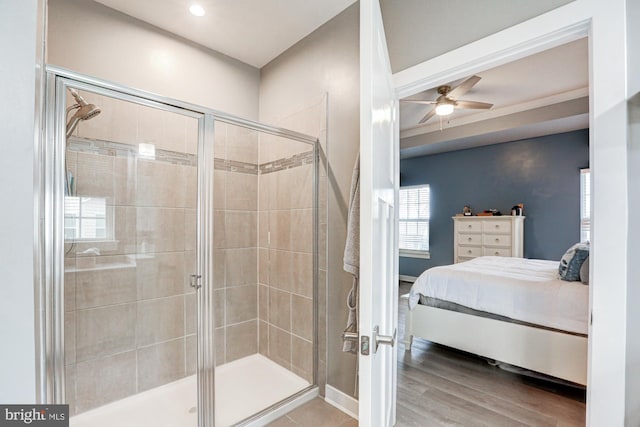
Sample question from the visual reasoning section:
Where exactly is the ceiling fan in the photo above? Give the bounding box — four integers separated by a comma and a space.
402, 75, 493, 124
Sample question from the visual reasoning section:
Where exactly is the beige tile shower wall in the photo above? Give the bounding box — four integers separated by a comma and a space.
213, 122, 260, 366
63, 96, 199, 416
257, 100, 326, 387
258, 163, 314, 383
259, 4, 359, 397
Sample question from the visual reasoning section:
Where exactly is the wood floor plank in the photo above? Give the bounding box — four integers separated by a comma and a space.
396, 400, 448, 427
398, 367, 556, 426
398, 385, 491, 427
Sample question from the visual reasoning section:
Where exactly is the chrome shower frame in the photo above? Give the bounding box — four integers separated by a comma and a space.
39, 65, 319, 427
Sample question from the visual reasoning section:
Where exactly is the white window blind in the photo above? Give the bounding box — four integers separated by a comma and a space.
399, 185, 430, 254
580, 169, 590, 242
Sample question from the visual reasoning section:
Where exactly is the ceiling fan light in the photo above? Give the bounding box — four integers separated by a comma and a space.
435, 103, 454, 116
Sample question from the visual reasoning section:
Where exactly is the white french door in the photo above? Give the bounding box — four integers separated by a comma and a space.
358, 0, 399, 426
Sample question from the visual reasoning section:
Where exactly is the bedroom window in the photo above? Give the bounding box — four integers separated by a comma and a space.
399, 184, 430, 259
580, 168, 590, 242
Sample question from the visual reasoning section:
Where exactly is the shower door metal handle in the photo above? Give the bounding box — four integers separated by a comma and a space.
189, 274, 202, 290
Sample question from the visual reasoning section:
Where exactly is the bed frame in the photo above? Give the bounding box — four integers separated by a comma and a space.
403, 298, 588, 385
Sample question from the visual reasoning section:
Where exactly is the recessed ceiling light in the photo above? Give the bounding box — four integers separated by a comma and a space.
189, 4, 205, 17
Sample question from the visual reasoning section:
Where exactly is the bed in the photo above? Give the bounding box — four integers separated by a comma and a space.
403, 256, 589, 385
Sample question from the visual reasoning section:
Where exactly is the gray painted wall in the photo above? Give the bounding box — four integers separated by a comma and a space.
380, 0, 574, 73
399, 129, 589, 277
260, 4, 360, 397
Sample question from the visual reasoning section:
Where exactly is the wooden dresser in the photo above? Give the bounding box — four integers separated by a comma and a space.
453, 216, 525, 263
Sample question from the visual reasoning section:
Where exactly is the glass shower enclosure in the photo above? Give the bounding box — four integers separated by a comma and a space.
41, 67, 318, 427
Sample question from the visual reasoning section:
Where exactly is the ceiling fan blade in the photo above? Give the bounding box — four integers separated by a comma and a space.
454, 100, 493, 110
400, 99, 437, 104
418, 108, 437, 124
448, 75, 482, 99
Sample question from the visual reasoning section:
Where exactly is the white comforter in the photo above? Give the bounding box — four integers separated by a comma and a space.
408, 256, 589, 335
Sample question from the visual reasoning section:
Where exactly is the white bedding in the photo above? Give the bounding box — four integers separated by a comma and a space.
408, 256, 589, 335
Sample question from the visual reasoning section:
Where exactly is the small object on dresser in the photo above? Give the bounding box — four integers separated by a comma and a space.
480, 209, 501, 216
463, 205, 472, 216
511, 204, 523, 216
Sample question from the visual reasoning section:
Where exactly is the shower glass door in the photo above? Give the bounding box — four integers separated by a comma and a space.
46, 69, 318, 427
52, 78, 209, 426
211, 121, 317, 425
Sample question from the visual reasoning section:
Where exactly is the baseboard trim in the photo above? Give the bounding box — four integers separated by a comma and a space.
399, 274, 418, 283
324, 385, 358, 420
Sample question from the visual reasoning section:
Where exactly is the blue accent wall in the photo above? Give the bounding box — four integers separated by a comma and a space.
400, 129, 589, 277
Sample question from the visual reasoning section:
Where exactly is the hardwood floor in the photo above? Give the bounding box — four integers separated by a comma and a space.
396, 282, 586, 426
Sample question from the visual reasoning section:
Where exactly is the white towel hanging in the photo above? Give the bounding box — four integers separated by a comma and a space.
342, 153, 360, 354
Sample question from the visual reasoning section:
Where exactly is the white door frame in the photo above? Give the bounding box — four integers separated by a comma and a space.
392, 1, 636, 425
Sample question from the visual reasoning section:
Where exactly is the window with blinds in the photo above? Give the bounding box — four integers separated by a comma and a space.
399, 184, 430, 257
580, 169, 590, 242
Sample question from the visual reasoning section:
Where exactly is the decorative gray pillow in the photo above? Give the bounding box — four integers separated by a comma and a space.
580, 256, 589, 285
558, 242, 590, 281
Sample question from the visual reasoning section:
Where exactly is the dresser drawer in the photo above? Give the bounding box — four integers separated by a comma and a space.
459, 234, 482, 246
458, 246, 482, 258
482, 220, 511, 234
483, 247, 512, 257
483, 234, 512, 247
458, 220, 482, 233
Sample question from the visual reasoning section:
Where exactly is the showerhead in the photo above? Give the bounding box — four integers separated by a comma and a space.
66, 88, 101, 138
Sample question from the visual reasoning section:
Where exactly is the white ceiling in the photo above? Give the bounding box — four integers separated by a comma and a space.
93, 0, 357, 68
400, 38, 589, 157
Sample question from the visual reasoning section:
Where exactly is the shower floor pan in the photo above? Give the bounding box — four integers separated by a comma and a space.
70, 354, 311, 427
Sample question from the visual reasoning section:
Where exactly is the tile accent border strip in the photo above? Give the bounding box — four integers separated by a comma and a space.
67, 136, 313, 175
66, 136, 197, 166
213, 158, 258, 175
259, 151, 314, 175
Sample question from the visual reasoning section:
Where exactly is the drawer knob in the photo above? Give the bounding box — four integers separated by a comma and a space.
468, 250, 472, 254
468, 224, 472, 228
495, 225, 499, 228
495, 251, 500, 255
495, 238, 500, 242
468, 237, 472, 241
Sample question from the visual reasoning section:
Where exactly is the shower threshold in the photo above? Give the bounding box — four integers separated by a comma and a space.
69, 354, 311, 427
